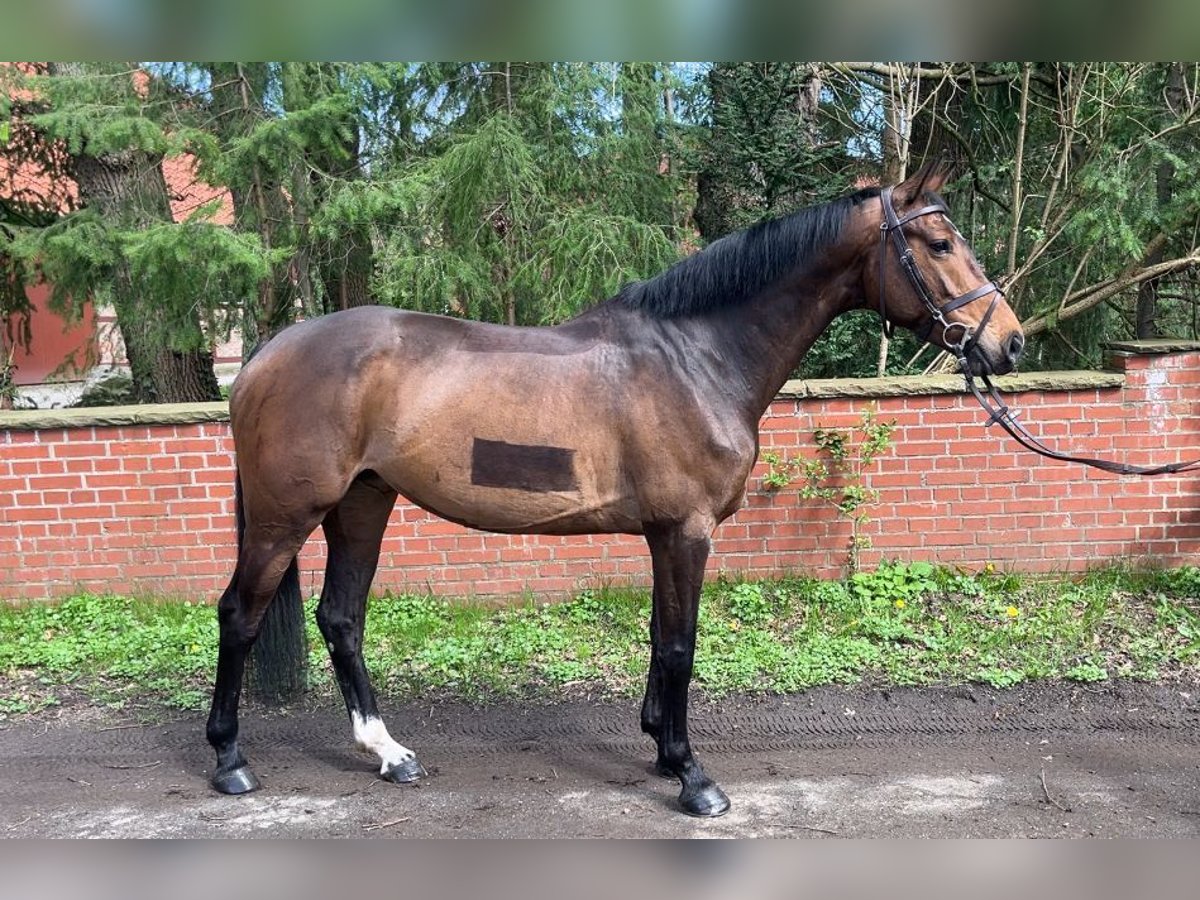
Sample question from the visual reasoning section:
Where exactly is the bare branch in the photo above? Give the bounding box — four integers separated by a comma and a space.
1023, 251, 1200, 337
828, 62, 1045, 87
1007, 63, 1032, 279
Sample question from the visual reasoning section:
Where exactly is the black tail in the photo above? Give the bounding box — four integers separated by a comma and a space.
237, 471, 308, 706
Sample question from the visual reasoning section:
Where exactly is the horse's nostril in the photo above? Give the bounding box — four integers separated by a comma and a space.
1006, 332, 1025, 363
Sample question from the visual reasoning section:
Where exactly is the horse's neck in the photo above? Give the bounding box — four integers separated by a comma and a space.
694, 270, 860, 419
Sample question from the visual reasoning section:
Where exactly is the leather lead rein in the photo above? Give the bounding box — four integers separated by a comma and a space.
964, 367, 1200, 476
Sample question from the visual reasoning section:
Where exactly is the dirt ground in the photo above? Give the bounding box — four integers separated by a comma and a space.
2, 681, 1200, 838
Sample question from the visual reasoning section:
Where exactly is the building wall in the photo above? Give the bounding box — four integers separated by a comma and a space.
7, 283, 96, 386
2, 343, 1199, 603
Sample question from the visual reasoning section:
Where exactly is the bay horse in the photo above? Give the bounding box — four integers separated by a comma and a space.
206, 160, 1024, 817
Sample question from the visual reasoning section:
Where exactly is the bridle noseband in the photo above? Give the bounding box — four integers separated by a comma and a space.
877, 185, 1001, 359
878, 186, 1200, 477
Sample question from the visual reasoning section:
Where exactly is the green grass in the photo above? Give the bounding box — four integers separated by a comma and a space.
2, 563, 1200, 717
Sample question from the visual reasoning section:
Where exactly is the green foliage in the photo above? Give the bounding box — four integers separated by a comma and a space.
803, 407, 896, 570
694, 62, 852, 240
723, 581, 775, 626
76, 372, 133, 407
759, 451, 800, 491
26, 63, 176, 158
521, 204, 678, 322
0, 594, 217, 711
6, 61, 1200, 396
848, 561, 938, 607
9, 210, 268, 354
945, 63, 1200, 365
122, 221, 273, 348
1065, 662, 1108, 683
797, 313, 929, 380
1, 63, 276, 399
343, 65, 687, 325
1162, 565, 1200, 597
10, 210, 116, 323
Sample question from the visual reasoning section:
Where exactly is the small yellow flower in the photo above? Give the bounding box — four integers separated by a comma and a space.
894, 599, 906, 610
1006, 606, 1020, 618
729, 620, 740, 632
985, 563, 995, 574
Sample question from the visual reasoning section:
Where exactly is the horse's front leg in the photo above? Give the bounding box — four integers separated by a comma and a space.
640, 602, 663, 743
643, 520, 729, 817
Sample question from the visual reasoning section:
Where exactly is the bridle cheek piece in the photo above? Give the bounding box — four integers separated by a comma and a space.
878, 186, 1200, 477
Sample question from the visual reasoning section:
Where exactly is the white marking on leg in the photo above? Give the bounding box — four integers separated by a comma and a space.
350, 711, 416, 775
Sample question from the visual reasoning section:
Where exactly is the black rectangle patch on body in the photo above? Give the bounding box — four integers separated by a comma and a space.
470, 438, 579, 493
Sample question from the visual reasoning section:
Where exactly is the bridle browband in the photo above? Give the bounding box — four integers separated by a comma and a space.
878, 186, 1200, 477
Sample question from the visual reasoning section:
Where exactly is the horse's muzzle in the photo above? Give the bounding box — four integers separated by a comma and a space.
967, 329, 1024, 376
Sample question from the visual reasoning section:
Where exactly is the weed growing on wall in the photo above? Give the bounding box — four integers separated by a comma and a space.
762, 405, 897, 572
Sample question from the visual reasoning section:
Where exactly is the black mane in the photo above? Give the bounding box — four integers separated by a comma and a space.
615, 187, 881, 318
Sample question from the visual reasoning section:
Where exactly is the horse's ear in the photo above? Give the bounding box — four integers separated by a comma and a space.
893, 155, 956, 206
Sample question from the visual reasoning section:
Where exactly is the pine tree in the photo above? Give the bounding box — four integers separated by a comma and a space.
340, 62, 685, 327
693, 62, 892, 378
694, 62, 839, 242
1, 62, 268, 402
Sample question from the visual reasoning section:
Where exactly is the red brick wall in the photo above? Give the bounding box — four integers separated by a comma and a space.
3, 347, 1199, 603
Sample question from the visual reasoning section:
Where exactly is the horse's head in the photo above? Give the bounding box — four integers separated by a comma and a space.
866, 159, 1024, 376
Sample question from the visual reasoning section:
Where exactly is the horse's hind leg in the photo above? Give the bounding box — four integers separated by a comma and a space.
206, 530, 312, 794
317, 474, 426, 784
644, 519, 729, 817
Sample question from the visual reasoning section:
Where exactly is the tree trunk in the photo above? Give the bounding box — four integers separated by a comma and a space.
207, 63, 304, 351
693, 63, 739, 242
881, 68, 907, 186
321, 231, 373, 311
115, 291, 219, 403
1136, 63, 1185, 339
204, 63, 309, 704
300, 64, 374, 312
878, 75, 915, 376
696, 62, 829, 243
53, 78, 219, 404
1135, 166, 1170, 339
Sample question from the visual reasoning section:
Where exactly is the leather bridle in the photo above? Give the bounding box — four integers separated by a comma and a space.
878, 185, 1001, 356
879, 187, 1200, 477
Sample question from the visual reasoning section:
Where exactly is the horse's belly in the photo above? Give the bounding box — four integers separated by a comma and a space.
374, 434, 641, 535
397, 481, 642, 536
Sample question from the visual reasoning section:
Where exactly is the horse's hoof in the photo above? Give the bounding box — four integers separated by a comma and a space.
680, 783, 731, 818
382, 756, 426, 784
211, 765, 260, 795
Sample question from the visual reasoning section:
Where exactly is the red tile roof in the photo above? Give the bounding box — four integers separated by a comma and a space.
2, 62, 233, 224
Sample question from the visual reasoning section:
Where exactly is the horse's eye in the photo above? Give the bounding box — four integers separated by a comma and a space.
930, 239, 953, 255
